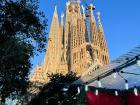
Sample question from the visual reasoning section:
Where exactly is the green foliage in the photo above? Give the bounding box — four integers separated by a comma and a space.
0, 0, 47, 52
0, 37, 32, 100
48, 72, 78, 84
0, 0, 47, 101
28, 72, 79, 105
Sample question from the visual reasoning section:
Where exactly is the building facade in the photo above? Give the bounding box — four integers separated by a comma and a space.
30, 0, 110, 83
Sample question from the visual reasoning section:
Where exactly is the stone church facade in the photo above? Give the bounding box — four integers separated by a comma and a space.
30, 0, 110, 83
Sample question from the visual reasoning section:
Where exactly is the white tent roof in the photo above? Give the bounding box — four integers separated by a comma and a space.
73, 45, 140, 90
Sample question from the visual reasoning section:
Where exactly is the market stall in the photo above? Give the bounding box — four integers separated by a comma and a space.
72, 45, 140, 105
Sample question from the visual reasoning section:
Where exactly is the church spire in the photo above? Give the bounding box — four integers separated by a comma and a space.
88, 3, 98, 44
53, 4, 58, 18
77, 0, 81, 13
61, 12, 64, 26
97, 12, 110, 65
42, 4, 61, 74
89, 3, 96, 22
97, 12, 103, 33
81, 5, 86, 19
54, 4, 57, 13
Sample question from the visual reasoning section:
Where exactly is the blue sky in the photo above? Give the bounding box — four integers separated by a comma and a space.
31, 0, 140, 71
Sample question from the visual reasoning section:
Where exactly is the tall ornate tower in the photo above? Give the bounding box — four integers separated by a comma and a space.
30, 0, 110, 83
64, 0, 88, 75
42, 5, 63, 79
97, 12, 110, 65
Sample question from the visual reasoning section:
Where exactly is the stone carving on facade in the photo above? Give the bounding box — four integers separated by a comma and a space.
86, 51, 94, 68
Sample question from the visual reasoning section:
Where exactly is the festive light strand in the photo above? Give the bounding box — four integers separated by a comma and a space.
85, 85, 88, 91
95, 89, 99, 95
115, 90, 119, 96
121, 71, 140, 75
136, 55, 140, 66
77, 87, 80, 94
134, 86, 138, 96
97, 77, 102, 88
137, 60, 140, 66
125, 80, 129, 90
113, 69, 117, 79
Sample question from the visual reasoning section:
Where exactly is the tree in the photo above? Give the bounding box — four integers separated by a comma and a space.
28, 72, 79, 105
0, 0, 47, 101
0, 0, 47, 51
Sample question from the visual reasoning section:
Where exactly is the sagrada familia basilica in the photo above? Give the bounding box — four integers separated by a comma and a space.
30, 0, 110, 83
